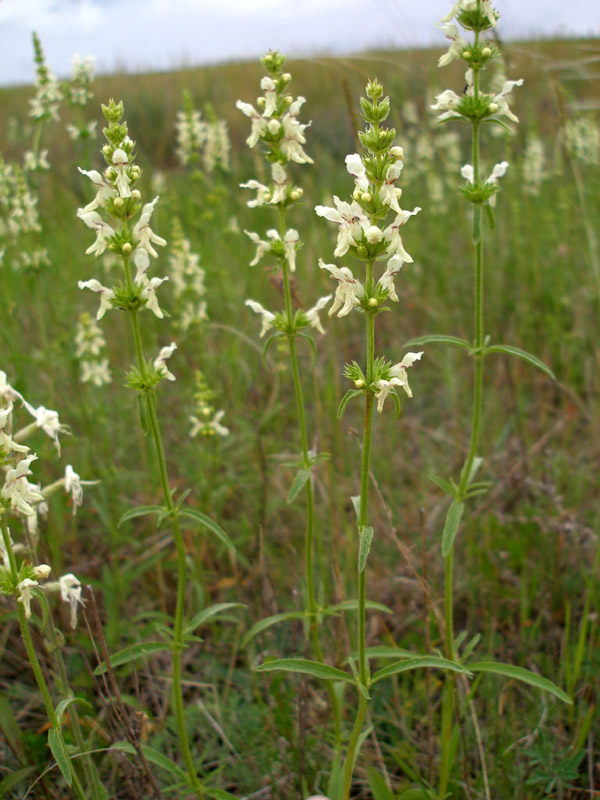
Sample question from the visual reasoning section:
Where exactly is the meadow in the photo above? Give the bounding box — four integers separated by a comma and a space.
0, 12, 599, 800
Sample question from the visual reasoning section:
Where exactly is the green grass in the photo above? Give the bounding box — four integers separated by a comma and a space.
0, 36, 599, 799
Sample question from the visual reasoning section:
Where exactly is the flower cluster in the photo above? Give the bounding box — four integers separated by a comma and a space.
75, 311, 112, 386
189, 371, 229, 438
0, 372, 89, 626
168, 218, 208, 331
0, 158, 41, 252
29, 32, 63, 123
239, 51, 331, 343
521, 135, 546, 196
175, 91, 231, 172
564, 115, 600, 166
432, 1, 522, 208
316, 79, 422, 413
65, 54, 98, 142
77, 100, 168, 322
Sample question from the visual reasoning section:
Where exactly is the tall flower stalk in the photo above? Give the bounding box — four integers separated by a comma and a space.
316, 79, 422, 799
408, 2, 571, 795
77, 100, 233, 798
237, 51, 343, 751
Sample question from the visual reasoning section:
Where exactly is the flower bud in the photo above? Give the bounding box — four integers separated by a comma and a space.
368, 297, 378, 307
114, 197, 125, 210
282, 72, 292, 83
34, 564, 51, 579
131, 189, 141, 200
131, 166, 141, 180
290, 189, 301, 201
482, 47, 492, 57
365, 225, 382, 244
122, 242, 132, 255
361, 192, 372, 203
488, 102, 499, 113
263, 192, 272, 203
267, 119, 281, 135
390, 146, 404, 160
356, 245, 368, 258
352, 188, 361, 201
355, 379, 366, 388
102, 145, 111, 156
257, 97, 266, 108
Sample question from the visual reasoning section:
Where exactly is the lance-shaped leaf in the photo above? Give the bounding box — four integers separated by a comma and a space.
323, 599, 392, 616
485, 344, 555, 380
179, 508, 235, 551
403, 334, 470, 350
337, 389, 364, 419
287, 468, 311, 504
111, 741, 189, 782
241, 611, 306, 648
358, 526, 374, 573
371, 655, 472, 685
55, 696, 92, 726
441, 500, 464, 558
468, 661, 572, 703
184, 603, 245, 636
48, 728, 72, 786
429, 473, 456, 498
254, 657, 356, 686
118, 505, 165, 528
94, 642, 171, 675
297, 331, 317, 369
205, 790, 241, 800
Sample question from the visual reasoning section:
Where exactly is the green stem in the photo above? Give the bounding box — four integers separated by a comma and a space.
1, 524, 87, 800
341, 261, 376, 799
124, 275, 203, 798
279, 206, 343, 752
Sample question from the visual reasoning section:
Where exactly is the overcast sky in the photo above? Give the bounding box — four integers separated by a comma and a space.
0, 0, 599, 86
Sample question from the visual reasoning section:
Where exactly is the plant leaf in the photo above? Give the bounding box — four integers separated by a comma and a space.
55, 696, 92, 726
254, 658, 355, 685
94, 642, 171, 676
184, 603, 245, 636
241, 611, 306, 648
371, 655, 472, 685
367, 766, 395, 800
297, 331, 317, 369
351, 494, 361, 520
118, 505, 165, 528
485, 345, 555, 380
358, 526, 374, 573
337, 389, 363, 419
429, 473, 456, 497
179, 508, 235, 551
403, 334, 470, 350
48, 728, 72, 786
324, 599, 392, 616
287, 468, 311, 504
468, 661, 572, 703
441, 500, 464, 558
262, 333, 282, 366
137, 394, 149, 437
110, 741, 189, 782
205, 790, 241, 800
363, 645, 417, 660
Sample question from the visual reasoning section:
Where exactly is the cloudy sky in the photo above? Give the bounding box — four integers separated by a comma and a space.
0, 0, 599, 86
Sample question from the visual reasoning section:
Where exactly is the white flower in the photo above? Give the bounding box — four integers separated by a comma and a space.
111, 147, 131, 197
0, 372, 24, 405
23, 150, 50, 171
438, 23, 468, 68
271, 162, 288, 204
236, 100, 268, 147
78, 279, 116, 320
22, 402, 64, 453
319, 260, 364, 317
189, 409, 229, 438
305, 295, 332, 334
461, 161, 509, 206
245, 299, 276, 337
80, 359, 112, 386
33, 563, 51, 579
245, 230, 272, 266
59, 573, 83, 628
280, 114, 313, 164
377, 255, 404, 302
154, 342, 177, 381
374, 352, 423, 412
240, 178, 270, 208
383, 208, 420, 263
2, 455, 44, 517
315, 197, 369, 258
64, 465, 83, 514
77, 209, 116, 258
379, 163, 404, 215
17, 578, 38, 619
490, 79, 524, 123
132, 197, 167, 272
260, 76, 278, 117
282, 229, 299, 271
78, 168, 115, 213
441, 0, 497, 27
430, 89, 463, 122
345, 153, 369, 193
139, 276, 169, 318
